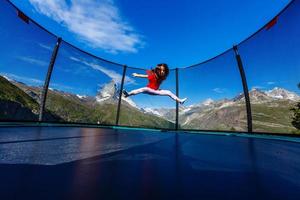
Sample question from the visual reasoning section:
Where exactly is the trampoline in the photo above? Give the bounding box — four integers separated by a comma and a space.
0, 126, 300, 200
1, 0, 300, 199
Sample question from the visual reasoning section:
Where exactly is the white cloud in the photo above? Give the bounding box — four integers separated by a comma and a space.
212, 88, 226, 94
29, 0, 144, 53
38, 43, 53, 51
0, 72, 44, 85
69, 56, 135, 85
17, 56, 48, 67
267, 81, 275, 85
1, 72, 77, 91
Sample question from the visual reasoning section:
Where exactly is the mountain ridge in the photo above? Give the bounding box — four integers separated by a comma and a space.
1, 75, 298, 133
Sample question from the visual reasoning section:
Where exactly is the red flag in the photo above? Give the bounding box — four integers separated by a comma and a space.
265, 16, 278, 30
17, 10, 29, 24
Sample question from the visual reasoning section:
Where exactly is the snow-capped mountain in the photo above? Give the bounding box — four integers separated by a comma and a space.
142, 107, 176, 122
266, 87, 300, 101
3, 71, 299, 132
2, 75, 12, 82
141, 107, 164, 117
234, 88, 300, 103
95, 80, 138, 108
236, 88, 271, 103
202, 98, 214, 106
139, 87, 300, 130
96, 81, 118, 103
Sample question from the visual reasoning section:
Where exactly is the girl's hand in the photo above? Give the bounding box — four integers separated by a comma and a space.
132, 73, 138, 77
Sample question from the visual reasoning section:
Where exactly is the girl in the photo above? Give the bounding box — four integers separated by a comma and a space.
123, 63, 187, 104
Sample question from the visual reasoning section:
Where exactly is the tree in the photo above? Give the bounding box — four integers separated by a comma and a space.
291, 103, 300, 130
291, 82, 300, 130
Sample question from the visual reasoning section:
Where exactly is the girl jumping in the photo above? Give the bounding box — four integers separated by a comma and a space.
123, 63, 187, 104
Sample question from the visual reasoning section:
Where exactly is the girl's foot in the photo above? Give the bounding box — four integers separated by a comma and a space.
179, 98, 187, 104
122, 90, 129, 98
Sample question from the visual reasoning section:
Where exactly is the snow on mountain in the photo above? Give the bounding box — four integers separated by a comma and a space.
248, 88, 271, 102
4, 72, 300, 123
76, 94, 87, 99
181, 106, 192, 113
144, 87, 300, 122
202, 98, 214, 106
2, 75, 12, 82
96, 81, 118, 103
177, 98, 215, 115
234, 88, 271, 103
84, 86, 300, 120
235, 87, 300, 103
187, 98, 215, 109
141, 107, 176, 123
219, 101, 235, 109
266, 87, 300, 101
95, 80, 138, 108
142, 107, 163, 117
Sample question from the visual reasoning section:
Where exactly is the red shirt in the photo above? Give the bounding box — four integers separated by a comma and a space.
146, 70, 161, 90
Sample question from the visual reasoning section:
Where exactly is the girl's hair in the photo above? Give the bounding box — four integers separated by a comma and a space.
153, 63, 169, 81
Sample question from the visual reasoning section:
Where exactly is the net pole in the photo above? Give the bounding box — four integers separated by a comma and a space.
175, 68, 179, 130
233, 45, 253, 132
39, 37, 62, 122
116, 65, 127, 125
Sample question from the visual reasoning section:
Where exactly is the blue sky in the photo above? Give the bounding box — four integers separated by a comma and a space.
8, 0, 291, 68
1, 0, 299, 109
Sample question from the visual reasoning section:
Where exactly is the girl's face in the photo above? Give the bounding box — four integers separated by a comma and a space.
157, 66, 166, 77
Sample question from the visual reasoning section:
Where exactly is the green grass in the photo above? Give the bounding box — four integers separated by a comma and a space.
0, 76, 39, 112
252, 102, 297, 133
45, 90, 174, 128
119, 104, 175, 129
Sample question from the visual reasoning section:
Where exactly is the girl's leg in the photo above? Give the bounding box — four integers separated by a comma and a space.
125, 87, 187, 104
127, 87, 151, 96
157, 89, 184, 103
145, 88, 187, 104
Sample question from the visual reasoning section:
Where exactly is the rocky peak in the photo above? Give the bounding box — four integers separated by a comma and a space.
96, 80, 119, 103
202, 98, 214, 106
266, 87, 300, 101
95, 80, 138, 108
248, 88, 271, 102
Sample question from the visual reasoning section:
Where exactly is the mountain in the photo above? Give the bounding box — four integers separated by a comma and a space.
233, 88, 300, 103
192, 98, 215, 108
234, 88, 272, 103
0, 76, 60, 121
266, 87, 300, 101
1, 74, 298, 133
143, 107, 176, 123
95, 80, 137, 108
96, 81, 118, 103
47, 84, 299, 132
147, 87, 300, 133
0, 76, 173, 128
93, 80, 173, 128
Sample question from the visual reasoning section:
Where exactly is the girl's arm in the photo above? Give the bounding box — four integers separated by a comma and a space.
132, 73, 148, 78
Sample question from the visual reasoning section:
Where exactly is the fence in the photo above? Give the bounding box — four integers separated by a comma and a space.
0, 0, 299, 135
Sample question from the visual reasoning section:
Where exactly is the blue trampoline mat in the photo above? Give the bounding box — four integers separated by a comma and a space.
0, 126, 300, 200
